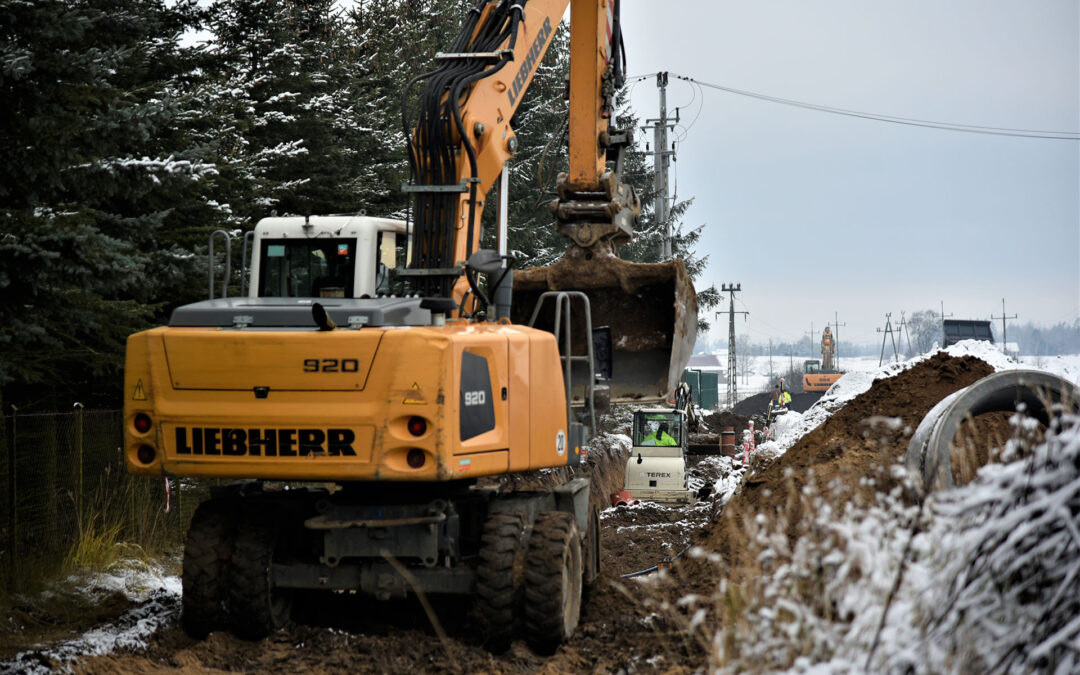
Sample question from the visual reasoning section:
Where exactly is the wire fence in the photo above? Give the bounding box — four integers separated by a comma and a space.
0, 408, 208, 591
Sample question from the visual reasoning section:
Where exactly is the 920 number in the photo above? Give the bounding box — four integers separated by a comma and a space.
303, 358, 359, 373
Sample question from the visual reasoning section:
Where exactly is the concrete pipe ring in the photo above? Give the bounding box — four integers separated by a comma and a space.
905, 369, 1078, 493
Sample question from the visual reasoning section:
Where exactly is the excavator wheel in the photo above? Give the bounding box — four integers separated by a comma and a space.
181, 499, 236, 638
475, 510, 528, 651
523, 511, 582, 654
227, 517, 292, 640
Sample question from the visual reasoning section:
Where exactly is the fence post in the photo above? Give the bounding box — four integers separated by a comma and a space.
74, 402, 84, 521
7, 405, 17, 592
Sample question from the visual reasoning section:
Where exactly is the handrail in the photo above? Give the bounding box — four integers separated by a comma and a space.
208, 229, 231, 299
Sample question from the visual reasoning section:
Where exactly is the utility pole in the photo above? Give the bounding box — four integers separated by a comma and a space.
877, 313, 900, 366
804, 321, 816, 357
897, 311, 913, 357
991, 298, 1018, 353
716, 283, 748, 409
768, 339, 774, 382
934, 301, 953, 348
645, 72, 677, 259
832, 312, 846, 370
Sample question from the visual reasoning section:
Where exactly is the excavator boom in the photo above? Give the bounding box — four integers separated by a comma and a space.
400, 0, 696, 404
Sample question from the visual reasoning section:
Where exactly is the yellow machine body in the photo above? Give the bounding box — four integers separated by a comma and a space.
803, 371, 843, 393
125, 320, 575, 481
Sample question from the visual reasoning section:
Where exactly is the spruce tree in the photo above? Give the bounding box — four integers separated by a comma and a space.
0, 0, 214, 405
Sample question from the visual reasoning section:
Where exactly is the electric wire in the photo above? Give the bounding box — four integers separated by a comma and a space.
626, 72, 1078, 140
673, 74, 1079, 140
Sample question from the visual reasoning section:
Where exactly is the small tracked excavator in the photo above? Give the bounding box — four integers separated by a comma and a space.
124, 0, 696, 653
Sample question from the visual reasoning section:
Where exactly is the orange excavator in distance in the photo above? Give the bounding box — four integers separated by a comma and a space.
123, 0, 696, 654
803, 325, 843, 393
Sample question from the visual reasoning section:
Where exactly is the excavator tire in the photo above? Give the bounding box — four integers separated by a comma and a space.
181, 500, 235, 638
227, 518, 291, 640
523, 511, 582, 654
475, 510, 528, 651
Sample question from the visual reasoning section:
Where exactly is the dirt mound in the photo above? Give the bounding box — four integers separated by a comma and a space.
733, 390, 822, 415
694, 352, 995, 580
700, 410, 754, 437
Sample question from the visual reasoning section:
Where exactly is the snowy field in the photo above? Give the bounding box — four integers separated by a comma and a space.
703, 347, 1080, 404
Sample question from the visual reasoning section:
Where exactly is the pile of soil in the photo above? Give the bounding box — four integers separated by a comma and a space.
733, 390, 823, 416
695, 352, 995, 578
699, 410, 754, 438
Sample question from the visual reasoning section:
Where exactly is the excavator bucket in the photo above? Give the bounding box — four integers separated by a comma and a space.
512, 249, 698, 405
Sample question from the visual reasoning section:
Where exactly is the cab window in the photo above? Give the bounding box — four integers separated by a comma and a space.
375, 230, 410, 296
633, 413, 682, 446
258, 238, 356, 298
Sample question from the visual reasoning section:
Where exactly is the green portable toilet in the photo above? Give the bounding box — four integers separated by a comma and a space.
683, 369, 719, 410
698, 371, 719, 409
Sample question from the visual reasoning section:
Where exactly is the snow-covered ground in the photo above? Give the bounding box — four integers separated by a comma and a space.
702, 344, 1080, 404
2, 562, 180, 675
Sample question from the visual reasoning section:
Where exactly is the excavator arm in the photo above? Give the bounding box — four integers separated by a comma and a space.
403, 0, 696, 403
402, 0, 636, 298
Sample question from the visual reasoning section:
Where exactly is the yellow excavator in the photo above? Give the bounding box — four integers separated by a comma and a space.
803, 325, 843, 392
124, 0, 696, 653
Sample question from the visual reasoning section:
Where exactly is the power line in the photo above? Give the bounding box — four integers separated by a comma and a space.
663, 74, 1080, 140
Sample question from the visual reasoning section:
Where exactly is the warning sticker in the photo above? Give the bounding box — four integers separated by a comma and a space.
132, 380, 147, 401
402, 382, 427, 405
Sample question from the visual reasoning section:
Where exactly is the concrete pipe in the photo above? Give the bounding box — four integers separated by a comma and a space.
905, 370, 1078, 493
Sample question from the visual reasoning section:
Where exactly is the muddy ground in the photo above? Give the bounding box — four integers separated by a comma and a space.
8, 352, 1020, 674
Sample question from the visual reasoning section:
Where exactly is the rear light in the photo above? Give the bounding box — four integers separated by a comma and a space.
406, 448, 426, 469
133, 413, 152, 434
407, 416, 427, 437
137, 445, 156, 464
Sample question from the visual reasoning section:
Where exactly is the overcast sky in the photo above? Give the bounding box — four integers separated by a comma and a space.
619, 0, 1079, 347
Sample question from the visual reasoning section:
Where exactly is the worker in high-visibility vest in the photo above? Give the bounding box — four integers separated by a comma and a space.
642, 421, 678, 446
772, 383, 791, 408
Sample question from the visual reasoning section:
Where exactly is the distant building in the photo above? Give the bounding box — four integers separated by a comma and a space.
943, 319, 994, 347
687, 354, 724, 373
